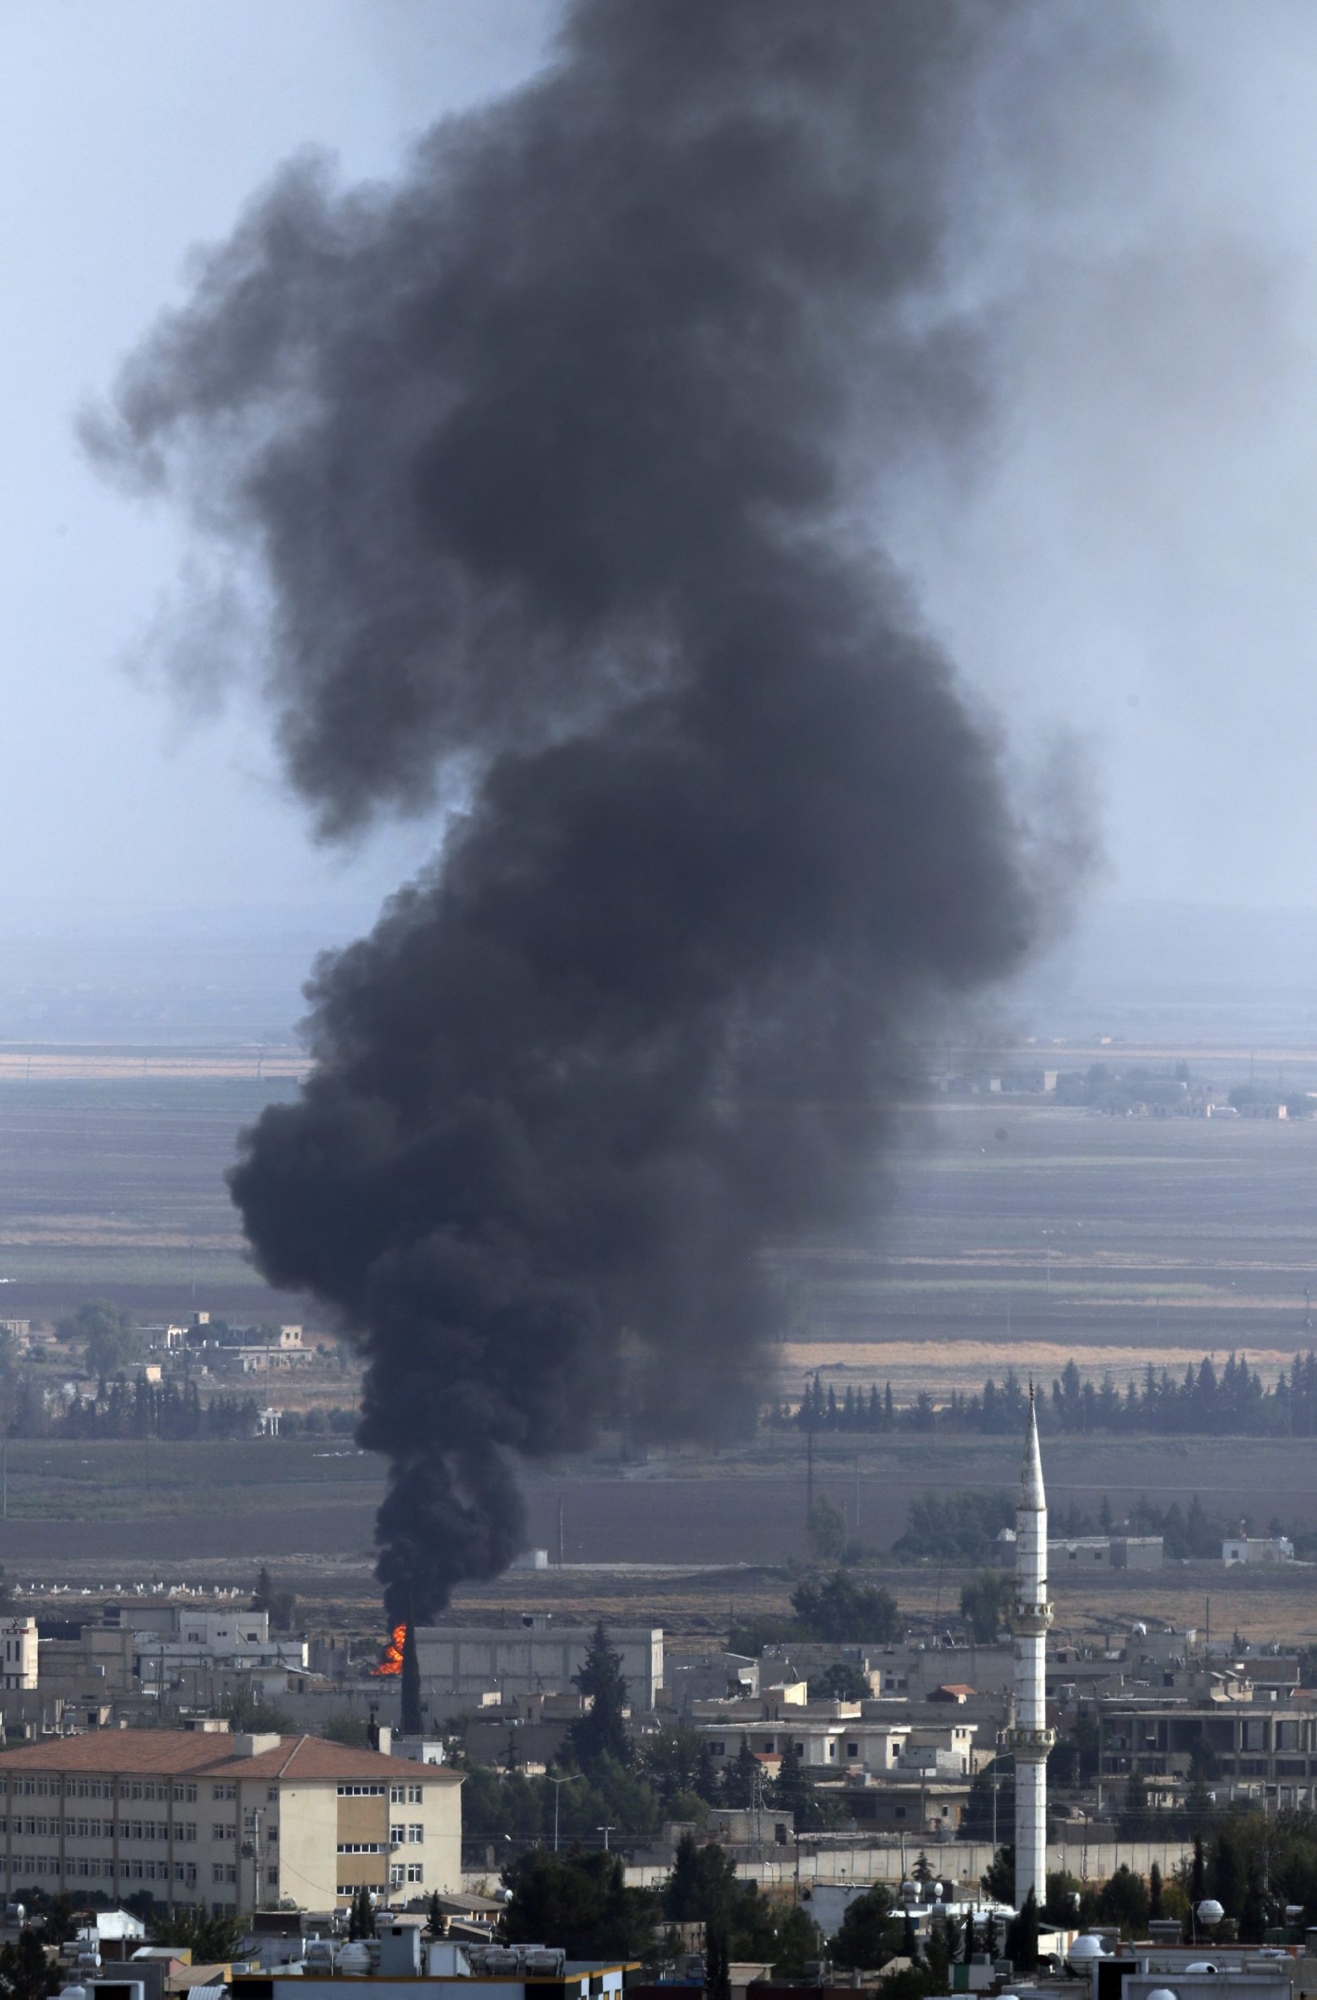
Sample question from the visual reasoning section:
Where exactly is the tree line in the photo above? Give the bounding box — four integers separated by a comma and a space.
785, 1350, 1317, 1440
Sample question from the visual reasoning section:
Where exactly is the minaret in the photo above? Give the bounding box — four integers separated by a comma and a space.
1007, 1388, 1054, 1910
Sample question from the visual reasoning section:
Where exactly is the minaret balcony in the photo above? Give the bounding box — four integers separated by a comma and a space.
1013, 1601, 1054, 1634
1004, 1724, 1057, 1757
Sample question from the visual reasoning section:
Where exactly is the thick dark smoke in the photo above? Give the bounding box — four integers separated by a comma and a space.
88, 1, 1058, 1621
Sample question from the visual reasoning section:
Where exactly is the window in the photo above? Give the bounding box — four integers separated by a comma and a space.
212, 1824, 236, 1842
390, 1825, 405, 1845
337, 1783, 385, 1797
212, 1784, 235, 1802
407, 1825, 423, 1845
846, 1744, 859, 1758
895, 1807, 907, 1819
408, 1785, 423, 1804
267, 1787, 278, 1804
406, 1863, 423, 1883
183, 1824, 196, 1842
709, 1742, 724, 1757
130, 1783, 142, 1801
337, 1842, 385, 1855
389, 1785, 405, 1804
389, 1864, 404, 1888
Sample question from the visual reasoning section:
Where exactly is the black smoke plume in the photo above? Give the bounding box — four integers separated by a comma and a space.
87, 1, 1060, 1621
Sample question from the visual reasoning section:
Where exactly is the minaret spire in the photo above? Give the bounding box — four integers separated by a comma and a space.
1007, 1386, 1053, 1912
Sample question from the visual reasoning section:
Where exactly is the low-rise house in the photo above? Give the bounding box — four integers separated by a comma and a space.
1223, 1535, 1294, 1564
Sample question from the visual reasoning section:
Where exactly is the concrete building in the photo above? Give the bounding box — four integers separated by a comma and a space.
0, 1728, 462, 1917
1223, 1535, 1294, 1565
0, 1618, 38, 1690
1050, 1535, 1163, 1571
414, 1617, 662, 1710
692, 1687, 982, 1783
1005, 1391, 1053, 1911
1097, 1694, 1317, 1811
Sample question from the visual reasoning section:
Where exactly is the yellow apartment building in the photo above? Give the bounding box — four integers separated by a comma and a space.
0, 1730, 462, 1916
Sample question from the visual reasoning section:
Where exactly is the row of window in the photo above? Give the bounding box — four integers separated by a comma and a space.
0, 1781, 288, 1812
337, 1784, 386, 1797
390, 1785, 424, 1804
389, 1825, 424, 1845
0, 1779, 205, 1802
0, 1858, 198, 1883
331, 1872, 426, 1894
337, 1842, 385, 1855
1, 1819, 202, 1843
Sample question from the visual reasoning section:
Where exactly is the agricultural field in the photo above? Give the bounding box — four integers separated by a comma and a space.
0, 1049, 1313, 1606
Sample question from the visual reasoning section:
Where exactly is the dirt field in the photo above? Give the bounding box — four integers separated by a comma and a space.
0, 1053, 1313, 1620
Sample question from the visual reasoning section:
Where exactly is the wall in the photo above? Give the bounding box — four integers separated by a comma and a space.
616, 1835, 1198, 1893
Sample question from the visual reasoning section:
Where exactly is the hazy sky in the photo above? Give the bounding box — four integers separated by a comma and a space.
9, 1, 1317, 930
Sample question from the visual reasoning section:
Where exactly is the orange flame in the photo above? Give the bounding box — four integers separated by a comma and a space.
371, 1622, 406, 1676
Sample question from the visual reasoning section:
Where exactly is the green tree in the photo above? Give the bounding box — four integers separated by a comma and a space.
1006, 1888, 1038, 1972
0, 1931, 56, 2000
790, 1571, 901, 1643
666, 1835, 738, 1925
218, 1691, 293, 1734
1149, 1863, 1163, 1922
721, 1740, 759, 1810
1098, 1865, 1149, 1937
646, 1726, 718, 1808
1118, 1769, 1151, 1839
704, 1921, 731, 2000
63, 1300, 134, 1380
831, 1886, 895, 1970
771, 1906, 821, 1979
571, 1623, 632, 1770
151, 1907, 246, 1962
1044, 1870, 1081, 1926
808, 1662, 870, 1704
959, 1573, 1013, 1643
773, 1740, 828, 1831
981, 1844, 1014, 1905
807, 1494, 847, 1564
1240, 1863, 1267, 1945
503, 1850, 657, 1961
923, 1915, 954, 1992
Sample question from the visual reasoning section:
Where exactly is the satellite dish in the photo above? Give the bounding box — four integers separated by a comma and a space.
1197, 1899, 1225, 1926
1068, 1936, 1106, 1962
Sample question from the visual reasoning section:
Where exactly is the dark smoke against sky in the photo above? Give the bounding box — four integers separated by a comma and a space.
87, 0, 1076, 1619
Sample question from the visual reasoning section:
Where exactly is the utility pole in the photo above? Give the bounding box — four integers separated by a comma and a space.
853, 1454, 860, 1541
557, 1497, 565, 1566
548, 1774, 579, 1852
597, 1824, 615, 1852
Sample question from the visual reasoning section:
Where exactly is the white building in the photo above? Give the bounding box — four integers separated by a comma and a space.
1223, 1536, 1293, 1565
121, 1605, 308, 1687
1005, 1393, 1053, 1911
692, 1687, 979, 1780
0, 1619, 38, 1690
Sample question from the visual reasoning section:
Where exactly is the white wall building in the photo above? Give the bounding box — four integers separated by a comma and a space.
0, 1619, 38, 1691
